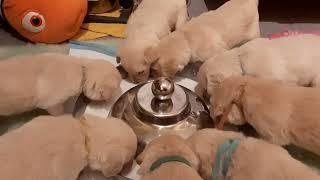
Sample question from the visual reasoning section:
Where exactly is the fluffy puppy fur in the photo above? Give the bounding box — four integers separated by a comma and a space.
0, 115, 87, 180
117, 0, 188, 83
187, 129, 320, 180
210, 76, 320, 155
0, 115, 137, 179
197, 34, 320, 124
136, 135, 203, 180
145, 0, 260, 78
0, 53, 121, 116
80, 115, 138, 177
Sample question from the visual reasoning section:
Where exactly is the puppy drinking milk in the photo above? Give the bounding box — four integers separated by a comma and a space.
187, 129, 320, 180
0, 53, 121, 116
197, 34, 320, 125
210, 76, 320, 156
145, 0, 260, 78
81, 115, 138, 177
117, 0, 189, 83
136, 135, 203, 180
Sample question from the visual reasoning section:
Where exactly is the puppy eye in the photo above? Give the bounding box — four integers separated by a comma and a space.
137, 70, 145, 75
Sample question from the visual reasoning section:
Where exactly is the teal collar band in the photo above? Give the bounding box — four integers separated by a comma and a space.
150, 155, 192, 172
212, 139, 241, 180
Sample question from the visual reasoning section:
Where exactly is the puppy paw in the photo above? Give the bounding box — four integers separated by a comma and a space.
83, 60, 122, 101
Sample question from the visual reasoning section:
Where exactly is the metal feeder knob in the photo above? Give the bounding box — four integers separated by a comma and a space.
151, 77, 175, 100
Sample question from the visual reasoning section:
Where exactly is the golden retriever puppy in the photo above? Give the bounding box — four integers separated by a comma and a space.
117, 0, 188, 83
81, 115, 138, 177
197, 34, 320, 124
0, 53, 121, 116
136, 135, 203, 180
145, 0, 260, 78
0, 115, 88, 180
187, 129, 320, 180
0, 115, 137, 179
210, 76, 320, 155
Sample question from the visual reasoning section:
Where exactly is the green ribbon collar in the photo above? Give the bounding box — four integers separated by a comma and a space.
150, 155, 191, 172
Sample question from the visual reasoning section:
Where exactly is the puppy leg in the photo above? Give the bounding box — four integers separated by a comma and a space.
175, 7, 189, 30
47, 103, 65, 116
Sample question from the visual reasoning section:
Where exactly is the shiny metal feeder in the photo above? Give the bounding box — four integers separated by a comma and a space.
109, 77, 213, 152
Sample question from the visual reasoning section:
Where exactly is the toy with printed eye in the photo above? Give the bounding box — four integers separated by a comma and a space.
0, 0, 87, 43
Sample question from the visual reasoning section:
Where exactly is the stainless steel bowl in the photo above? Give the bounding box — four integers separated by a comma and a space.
109, 77, 213, 152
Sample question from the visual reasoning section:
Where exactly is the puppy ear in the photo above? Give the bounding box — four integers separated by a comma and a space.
136, 151, 150, 175
233, 80, 246, 103
207, 73, 224, 95
144, 46, 160, 64
136, 147, 147, 165
136, 145, 153, 175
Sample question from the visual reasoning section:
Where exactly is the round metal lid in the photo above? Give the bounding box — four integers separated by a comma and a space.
134, 77, 189, 125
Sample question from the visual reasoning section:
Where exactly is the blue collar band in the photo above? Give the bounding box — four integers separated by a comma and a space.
212, 139, 241, 180
150, 155, 191, 172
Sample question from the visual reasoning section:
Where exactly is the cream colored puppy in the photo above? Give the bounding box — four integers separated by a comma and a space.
136, 135, 203, 180
0, 53, 121, 116
117, 0, 188, 83
0, 115, 87, 180
145, 0, 260, 78
210, 76, 320, 156
187, 129, 320, 180
0, 115, 137, 179
81, 115, 138, 177
197, 34, 320, 124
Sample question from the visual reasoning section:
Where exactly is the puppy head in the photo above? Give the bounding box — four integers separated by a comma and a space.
187, 129, 245, 179
188, 129, 245, 152
197, 50, 243, 99
118, 42, 153, 83
83, 60, 122, 101
81, 115, 138, 177
136, 135, 200, 175
210, 76, 247, 120
146, 33, 191, 78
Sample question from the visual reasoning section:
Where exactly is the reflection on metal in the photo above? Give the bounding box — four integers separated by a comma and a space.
109, 77, 213, 152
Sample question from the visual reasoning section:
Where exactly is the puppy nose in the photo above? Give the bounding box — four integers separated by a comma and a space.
150, 68, 161, 78
136, 158, 142, 165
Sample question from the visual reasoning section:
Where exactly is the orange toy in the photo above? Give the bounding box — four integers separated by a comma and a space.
0, 0, 87, 43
